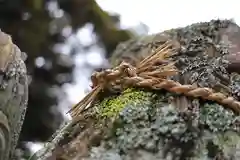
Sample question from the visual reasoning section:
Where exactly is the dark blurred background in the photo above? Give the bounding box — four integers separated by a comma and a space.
0, 0, 150, 158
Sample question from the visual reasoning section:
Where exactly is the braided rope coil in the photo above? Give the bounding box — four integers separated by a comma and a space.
69, 41, 240, 119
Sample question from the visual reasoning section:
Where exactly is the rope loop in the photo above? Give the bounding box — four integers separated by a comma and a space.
69, 41, 240, 119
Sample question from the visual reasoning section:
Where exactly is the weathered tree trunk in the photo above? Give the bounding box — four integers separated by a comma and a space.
32, 19, 240, 160
0, 31, 28, 160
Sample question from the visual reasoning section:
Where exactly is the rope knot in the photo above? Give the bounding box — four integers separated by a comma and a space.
119, 62, 137, 77
91, 61, 137, 89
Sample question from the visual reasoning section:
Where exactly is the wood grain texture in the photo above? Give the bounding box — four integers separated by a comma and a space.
0, 30, 28, 160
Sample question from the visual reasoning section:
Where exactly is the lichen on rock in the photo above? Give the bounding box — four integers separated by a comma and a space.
38, 19, 240, 160
83, 95, 240, 160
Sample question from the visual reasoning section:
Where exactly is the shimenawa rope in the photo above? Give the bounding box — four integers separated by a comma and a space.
68, 41, 240, 119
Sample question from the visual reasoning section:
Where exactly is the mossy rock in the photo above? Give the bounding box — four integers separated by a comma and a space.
34, 19, 240, 160
49, 88, 239, 160
92, 87, 240, 160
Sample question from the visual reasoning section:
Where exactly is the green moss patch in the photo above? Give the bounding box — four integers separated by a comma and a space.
96, 88, 154, 118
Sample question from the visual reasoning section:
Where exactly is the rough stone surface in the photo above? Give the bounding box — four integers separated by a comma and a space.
34, 19, 240, 160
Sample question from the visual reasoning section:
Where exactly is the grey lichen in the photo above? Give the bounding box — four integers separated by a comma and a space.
200, 103, 238, 132
102, 95, 199, 158
86, 93, 240, 160
230, 73, 240, 100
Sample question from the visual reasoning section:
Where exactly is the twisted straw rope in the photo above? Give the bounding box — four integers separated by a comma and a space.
69, 41, 240, 119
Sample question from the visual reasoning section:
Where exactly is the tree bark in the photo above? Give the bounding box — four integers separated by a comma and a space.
0, 30, 28, 160
32, 19, 240, 160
